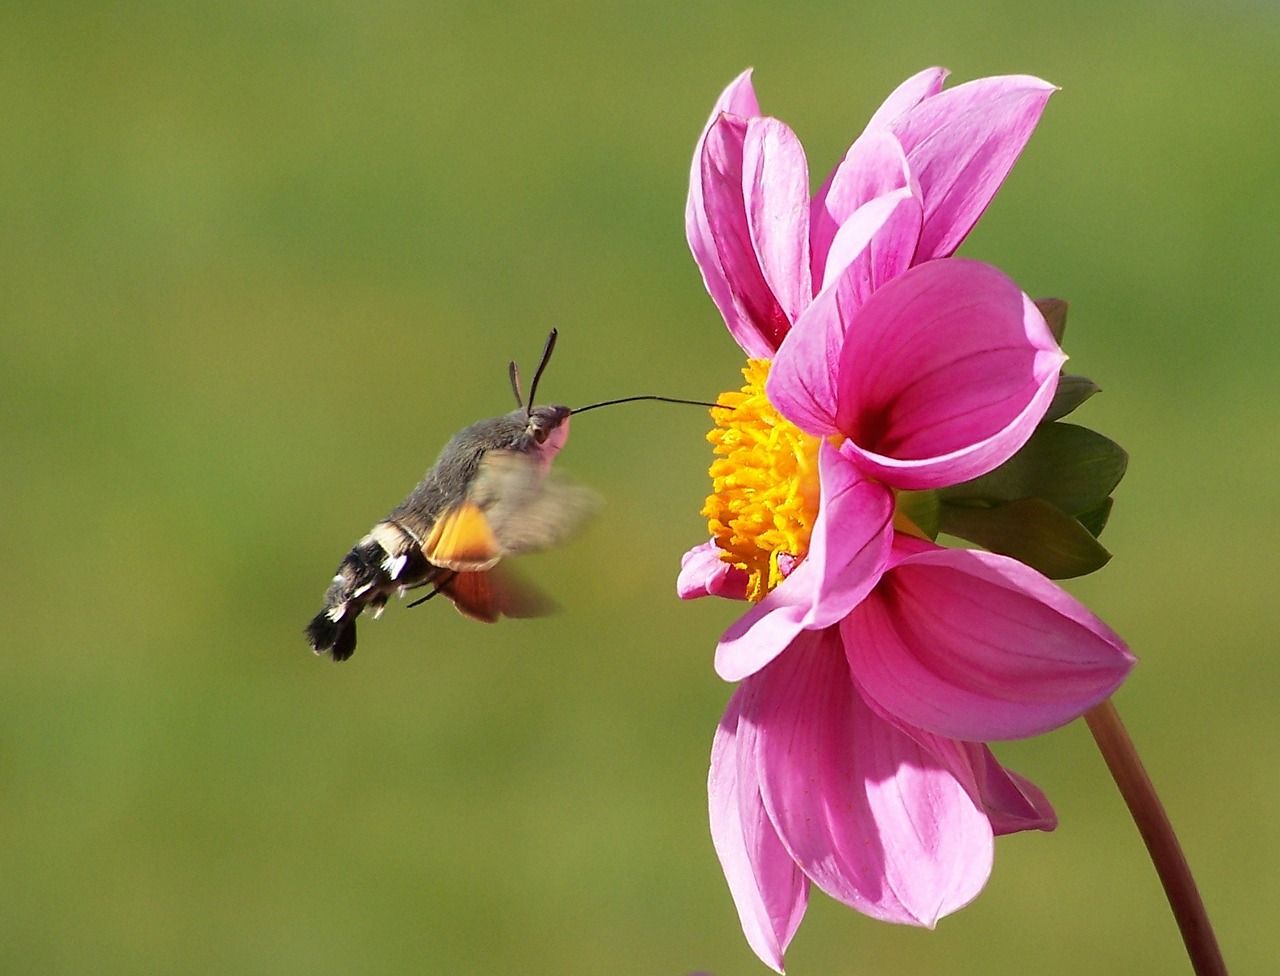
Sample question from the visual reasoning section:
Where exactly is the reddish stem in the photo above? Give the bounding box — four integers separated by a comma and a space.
1084, 699, 1227, 976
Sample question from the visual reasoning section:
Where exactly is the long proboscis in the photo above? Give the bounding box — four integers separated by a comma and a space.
572, 395, 731, 415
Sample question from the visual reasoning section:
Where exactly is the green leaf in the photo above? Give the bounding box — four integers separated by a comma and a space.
938, 422, 1128, 517
1076, 497, 1114, 537
896, 489, 941, 539
1042, 374, 1101, 423
938, 497, 1112, 579
1035, 297, 1069, 344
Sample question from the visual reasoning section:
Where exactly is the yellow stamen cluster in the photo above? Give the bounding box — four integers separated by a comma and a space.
702, 359, 822, 602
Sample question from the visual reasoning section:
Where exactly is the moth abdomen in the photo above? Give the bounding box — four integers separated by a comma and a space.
305, 519, 437, 662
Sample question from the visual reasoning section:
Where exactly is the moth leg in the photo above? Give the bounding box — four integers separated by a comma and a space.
406, 571, 458, 609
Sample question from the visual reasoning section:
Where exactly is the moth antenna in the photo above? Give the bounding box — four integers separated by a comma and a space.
526, 328, 558, 415
406, 571, 458, 609
508, 360, 523, 407
572, 395, 732, 415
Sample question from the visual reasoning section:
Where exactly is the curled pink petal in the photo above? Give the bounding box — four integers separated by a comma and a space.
873, 716, 1057, 836
709, 690, 809, 973
714, 558, 824, 682
834, 258, 1066, 490
770, 187, 921, 437
809, 68, 944, 273
701, 114, 793, 354
820, 186, 923, 298
678, 541, 750, 601
686, 71, 772, 357
840, 688, 1054, 836
961, 743, 1057, 835
844, 544, 1135, 741
743, 117, 812, 325
715, 444, 893, 681
809, 130, 914, 285
742, 629, 994, 926
890, 75, 1056, 260
804, 443, 895, 616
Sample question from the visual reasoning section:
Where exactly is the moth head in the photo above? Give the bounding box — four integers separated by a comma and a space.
504, 329, 569, 463
525, 404, 571, 462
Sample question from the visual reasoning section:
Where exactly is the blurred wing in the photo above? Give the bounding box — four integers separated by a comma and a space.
424, 450, 598, 573
441, 564, 558, 623
467, 450, 600, 556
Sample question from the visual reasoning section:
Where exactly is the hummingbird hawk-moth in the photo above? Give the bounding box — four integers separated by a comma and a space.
305, 330, 598, 660
305, 330, 717, 661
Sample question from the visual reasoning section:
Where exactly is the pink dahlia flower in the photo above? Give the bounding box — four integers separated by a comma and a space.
680, 70, 1135, 972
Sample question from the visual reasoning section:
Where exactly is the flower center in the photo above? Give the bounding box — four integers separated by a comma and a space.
702, 359, 822, 602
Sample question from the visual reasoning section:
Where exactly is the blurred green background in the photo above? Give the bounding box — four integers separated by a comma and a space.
3, 1, 1277, 973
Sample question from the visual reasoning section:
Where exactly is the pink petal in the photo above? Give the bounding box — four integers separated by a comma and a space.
840, 686, 1057, 838
715, 443, 893, 682
889, 75, 1056, 260
820, 186, 922, 295
809, 66, 946, 274
686, 72, 775, 357
809, 130, 914, 285
961, 743, 1057, 835
700, 114, 792, 355
678, 541, 750, 601
862, 67, 951, 133
859, 703, 1057, 837
834, 258, 1066, 490
715, 557, 824, 683
843, 544, 1135, 741
743, 118, 812, 325
709, 689, 809, 973
741, 629, 994, 926
769, 188, 922, 437
840, 686, 1054, 836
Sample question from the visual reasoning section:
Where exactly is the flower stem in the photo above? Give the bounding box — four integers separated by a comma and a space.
1084, 699, 1226, 975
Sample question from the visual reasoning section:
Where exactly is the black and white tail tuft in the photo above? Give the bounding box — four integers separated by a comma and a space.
305, 521, 433, 662
305, 610, 357, 662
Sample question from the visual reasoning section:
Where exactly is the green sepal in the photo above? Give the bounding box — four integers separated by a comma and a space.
896, 489, 941, 540
938, 497, 1112, 579
938, 422, 1128, 520
1042, 374, 1102, 424
1035, 298, 1069, 344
